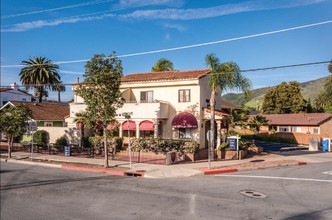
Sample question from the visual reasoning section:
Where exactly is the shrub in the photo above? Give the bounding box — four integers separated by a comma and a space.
33, 130, 49, 145
131, 138, 199, 155
55, 136, 68, 147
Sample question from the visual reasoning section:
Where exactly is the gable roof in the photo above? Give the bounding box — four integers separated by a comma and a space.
121, 69, 211, 83
249, 113, 332, 126
9, 101, 69, 121
0, 87, 32, 96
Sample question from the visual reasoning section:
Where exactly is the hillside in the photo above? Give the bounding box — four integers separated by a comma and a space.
221, 76, 329, 108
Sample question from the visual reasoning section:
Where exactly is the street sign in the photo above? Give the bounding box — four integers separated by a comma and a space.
228, 138, 237, 150
28, 121, 37, 131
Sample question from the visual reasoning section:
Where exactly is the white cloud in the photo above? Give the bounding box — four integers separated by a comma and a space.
1, 14, 115, 32
165, 33, 171, 40
1, 0, 326, 32
118, 0, 184, 8
120, 0, 328, 20
163, 23, 186, 32
60, 70, 84, 75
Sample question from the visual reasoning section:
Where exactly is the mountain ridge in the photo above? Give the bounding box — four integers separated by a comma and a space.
221, 76, 329, 108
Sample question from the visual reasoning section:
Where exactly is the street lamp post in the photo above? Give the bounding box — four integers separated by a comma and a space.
28, 120, 37, 161
123, 112, 133, 169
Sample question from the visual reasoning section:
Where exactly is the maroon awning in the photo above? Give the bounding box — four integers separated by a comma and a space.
122, 120, 136, 130
139, 120, 154, 131
171, 112, 198, 128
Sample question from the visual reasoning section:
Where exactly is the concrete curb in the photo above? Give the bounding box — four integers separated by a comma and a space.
201, 161, 308, 175
1, 158, 62, 168
62, 165, 127, 176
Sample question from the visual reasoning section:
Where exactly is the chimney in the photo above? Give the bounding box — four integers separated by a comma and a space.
10, 82, 18, 90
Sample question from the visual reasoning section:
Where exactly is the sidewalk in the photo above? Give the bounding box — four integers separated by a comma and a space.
1, 150, 331, 178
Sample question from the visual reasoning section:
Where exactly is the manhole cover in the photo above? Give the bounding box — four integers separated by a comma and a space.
240, 190, 268, 199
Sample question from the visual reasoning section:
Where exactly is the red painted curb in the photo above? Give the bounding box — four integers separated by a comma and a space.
62, 165, 125, 176
203, 168, 238, 175
298, 161, 307, 165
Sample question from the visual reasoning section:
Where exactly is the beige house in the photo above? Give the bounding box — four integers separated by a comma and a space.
251, 113, 332, 136
67, 69, 229, 149
1, 101, 71, 143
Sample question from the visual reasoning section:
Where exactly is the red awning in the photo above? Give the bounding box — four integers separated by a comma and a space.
171, 112, 198, 128
107, 121, 119, 130
139, 120, 154, 131
122, 120, 136, 130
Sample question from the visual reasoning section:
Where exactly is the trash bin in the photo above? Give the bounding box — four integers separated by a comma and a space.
322, 138, 332, 152
64, 146, 71, 156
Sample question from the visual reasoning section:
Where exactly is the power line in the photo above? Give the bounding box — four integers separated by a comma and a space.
1, 0, 115, 19
241, 61, 330, 72
1, 60, 329, 88
1, 20, 331, 68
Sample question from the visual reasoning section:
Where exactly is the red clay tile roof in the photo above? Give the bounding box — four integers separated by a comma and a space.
248, 113, 332, 126
203, 108, 229, 117
10, 101, 69, 121
121, 69, 211, 83
221, 100, 241, 110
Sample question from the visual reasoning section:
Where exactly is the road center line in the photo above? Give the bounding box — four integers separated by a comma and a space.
216, 174, 332, 183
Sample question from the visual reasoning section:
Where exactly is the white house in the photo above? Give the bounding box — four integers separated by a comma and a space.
0, 82, 32, 107
67, 69, 229, 149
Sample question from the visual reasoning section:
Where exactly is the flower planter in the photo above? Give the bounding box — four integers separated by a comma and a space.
222, 150, 248, 160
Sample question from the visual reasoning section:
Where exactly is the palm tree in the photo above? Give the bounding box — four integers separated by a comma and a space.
205, 53, 252, 159
52, 81, 66, 102
248, 115, 269, 133
34, 90, 49, 101
152, 58, 174, 72
20, 57, 60, 103
73, 111, 88, 148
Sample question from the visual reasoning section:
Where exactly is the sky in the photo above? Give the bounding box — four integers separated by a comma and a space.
1, 0, 332, 102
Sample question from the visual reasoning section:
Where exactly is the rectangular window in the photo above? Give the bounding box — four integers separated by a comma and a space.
313, 128, 319, 134
291, 126, 301, 133
44, 122, 53, 127
179, 128, 191, 139
178, 89, 190, 102
22, 98, 27, 102
279, 126, 289, 132
140, 91, 153, 102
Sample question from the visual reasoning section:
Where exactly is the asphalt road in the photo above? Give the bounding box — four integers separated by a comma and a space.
1, 161, 332, 220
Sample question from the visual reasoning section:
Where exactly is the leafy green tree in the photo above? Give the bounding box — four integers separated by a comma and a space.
52, 81, 66, 102
248, 115, 269, 133
262, 81, 307, 114
75, 53, 124, 168
205, 53, 252, 159
33, 130, 49, 145
20, 57, 60, 103
152, 58, 174, 72
315, 75, 332, 112
0, 104, 32, 158
328, 60, 332, 73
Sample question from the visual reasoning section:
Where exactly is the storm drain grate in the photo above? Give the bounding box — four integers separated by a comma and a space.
240, 190, 268, 199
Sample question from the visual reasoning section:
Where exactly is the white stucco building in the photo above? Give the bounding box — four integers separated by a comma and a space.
67, 69, 229, 149
0, 82, 32, 107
